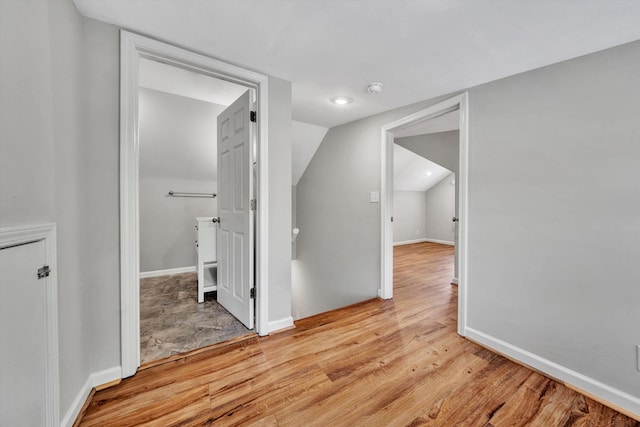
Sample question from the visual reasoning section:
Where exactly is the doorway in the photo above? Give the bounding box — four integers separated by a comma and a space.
136, 59, 255, 364
380, 93, 469, 336
120, 31, 271, 377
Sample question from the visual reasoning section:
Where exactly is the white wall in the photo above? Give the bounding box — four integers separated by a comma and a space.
424, 173, 455, 243
393, 191, 427, 244
138, 88, 224, 272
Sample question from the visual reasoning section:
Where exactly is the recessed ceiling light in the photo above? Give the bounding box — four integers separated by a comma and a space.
426, 171, 432, 176
330, 96, 353, 105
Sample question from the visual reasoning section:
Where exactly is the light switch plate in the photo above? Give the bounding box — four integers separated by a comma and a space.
370, 191, 380, 203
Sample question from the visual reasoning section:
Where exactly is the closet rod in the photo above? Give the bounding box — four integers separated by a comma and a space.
168, 191, 216, 198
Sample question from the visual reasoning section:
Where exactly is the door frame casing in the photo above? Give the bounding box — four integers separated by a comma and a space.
0, 223, 59, 426
380, 92, 469, 336
120, 31, 270, 378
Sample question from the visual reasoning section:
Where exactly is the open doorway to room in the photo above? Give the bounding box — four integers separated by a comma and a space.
137, 58, 255, 364
392, 111, 459, 280
390, 116, 459, 328
380, 93, 469, 336
120, 32, 271, 377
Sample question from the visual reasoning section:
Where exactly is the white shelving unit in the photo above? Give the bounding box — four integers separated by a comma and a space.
195, 217, 217, 303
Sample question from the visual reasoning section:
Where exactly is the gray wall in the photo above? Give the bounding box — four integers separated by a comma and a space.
1, 0, 293, 419
393, 191, 428, 243
293, 95, 453, 319
81, 14, 121, 386
139, 177, 216, 271
395, 130, 459, 174
292, 185, 297, 259
267, 77, 293, 325
424, 173, 455, 243
139, 89, 223, 272
0, 0, 120, 417
296, 39, 640, 402
466, 40, 640, 398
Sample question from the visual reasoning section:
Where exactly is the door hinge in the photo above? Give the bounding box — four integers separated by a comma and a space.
391, 216, 394, 222
37, 265, 51, 279
250, 199, 257, 210
250, 111, 257, 122
250, 288, 256, 299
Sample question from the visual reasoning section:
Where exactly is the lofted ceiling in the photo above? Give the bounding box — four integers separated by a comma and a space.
73, 0, 640, 129
394, 144, 451, 192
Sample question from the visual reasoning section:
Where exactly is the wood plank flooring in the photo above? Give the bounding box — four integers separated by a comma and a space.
79, 242, 638, 426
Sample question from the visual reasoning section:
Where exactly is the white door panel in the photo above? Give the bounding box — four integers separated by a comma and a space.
217, 90, 254, 329
0, 240, 47, 426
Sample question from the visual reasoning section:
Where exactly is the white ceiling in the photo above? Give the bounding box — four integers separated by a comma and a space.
74, 0, 640, 129
139, 58, 248, 106
394, 144, 451, 192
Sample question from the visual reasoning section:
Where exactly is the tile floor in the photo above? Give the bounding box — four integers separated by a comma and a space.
140, 271, 252, 364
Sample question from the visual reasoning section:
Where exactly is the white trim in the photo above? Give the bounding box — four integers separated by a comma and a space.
139, 266, 196, 279
451, 277, 459, 285
466, 327, 640, 418
60, 366, 122, 427
393, 238, 429, 246
60, 377, 91, 427
267, 316, 295, 333
0, 223, 59, 427
393, 238, 455, 246
380, 93, 469, 337
424, 238, 455, 246
120, 30, 270, 378
90, 366, 122, 389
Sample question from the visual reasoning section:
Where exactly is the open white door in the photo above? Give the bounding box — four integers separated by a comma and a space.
217, 90, 254, 329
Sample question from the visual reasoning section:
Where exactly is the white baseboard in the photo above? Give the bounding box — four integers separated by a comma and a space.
394, 238, 428, 246
267, 316, 294, 333
139, 265, 196, 279
423, 238, 454, 246
465, 327, 640, 418
60, 366, 122, 427
90, 366, 122, 389
393, 238, 455, 246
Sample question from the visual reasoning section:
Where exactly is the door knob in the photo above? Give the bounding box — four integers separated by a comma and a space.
212, 217, 220, 223
452, 217, 459, 222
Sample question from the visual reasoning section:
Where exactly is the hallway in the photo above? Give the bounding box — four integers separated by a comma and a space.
78, 242, 636, 426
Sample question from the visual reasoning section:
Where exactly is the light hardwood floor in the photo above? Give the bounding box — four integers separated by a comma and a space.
79, 242, 638, 426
